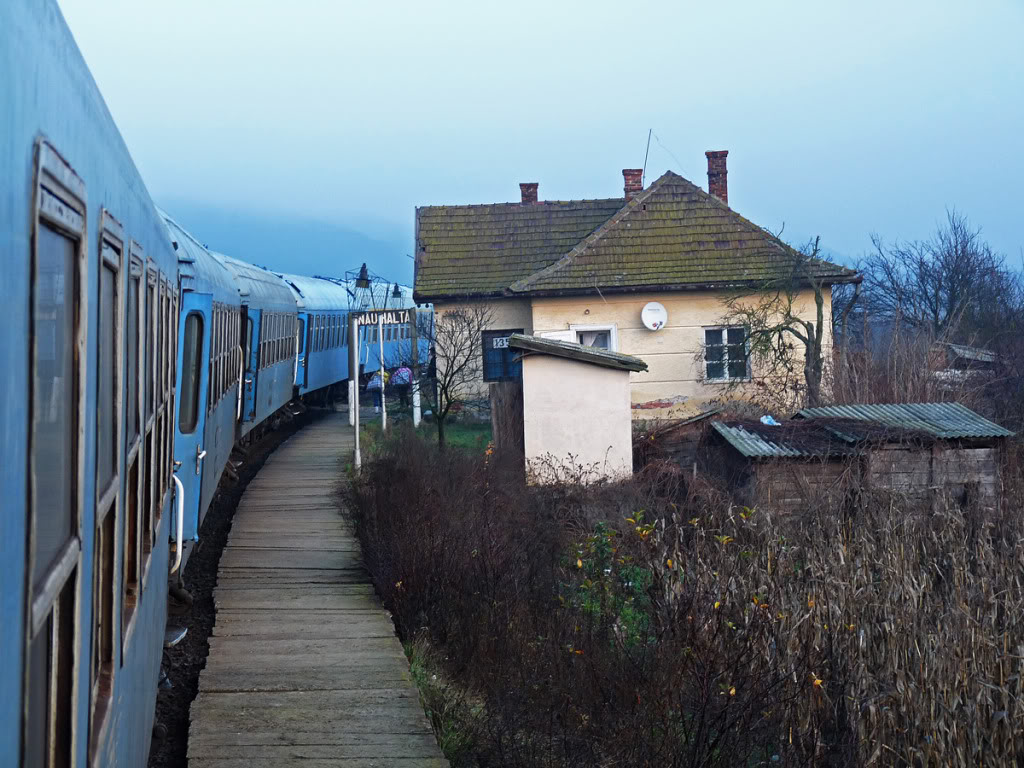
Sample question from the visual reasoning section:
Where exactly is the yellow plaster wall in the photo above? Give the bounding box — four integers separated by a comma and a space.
431, 298, 533, 402
431, 290, 834, 421
531, 289, 833, 419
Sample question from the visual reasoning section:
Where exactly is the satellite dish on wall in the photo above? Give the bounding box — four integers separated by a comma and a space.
641, 301, 668, 331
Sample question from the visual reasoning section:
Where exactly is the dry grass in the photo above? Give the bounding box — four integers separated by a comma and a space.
348, 429, 1024, 766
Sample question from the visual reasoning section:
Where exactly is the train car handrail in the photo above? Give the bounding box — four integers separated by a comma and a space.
236, 344, 244, 420
171, 474, 185, 575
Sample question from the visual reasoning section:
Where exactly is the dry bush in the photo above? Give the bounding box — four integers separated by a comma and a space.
348, 428, 1024, 766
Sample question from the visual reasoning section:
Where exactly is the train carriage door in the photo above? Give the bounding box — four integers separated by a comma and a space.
173, 291, 212, 543
242, 309, 260, 422
295, 313, 308, 389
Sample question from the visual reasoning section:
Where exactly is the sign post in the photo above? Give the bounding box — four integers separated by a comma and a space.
378, 314, 387, 432
409, 309, 421, 428
349, 314, 360, 471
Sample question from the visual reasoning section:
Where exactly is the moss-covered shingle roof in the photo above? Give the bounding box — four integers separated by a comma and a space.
414, 198, 624, 300
414, 171, 857, 302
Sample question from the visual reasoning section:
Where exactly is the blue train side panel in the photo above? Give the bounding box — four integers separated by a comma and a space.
219, 255, 298, 438
278, 273, 351, 396
164, 214, 241, 568
1, 2, 178, 765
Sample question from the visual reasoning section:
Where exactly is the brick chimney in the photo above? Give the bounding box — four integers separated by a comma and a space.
623, 169, 643, 201
519, 182, 539, 204
705, 150, 728, 205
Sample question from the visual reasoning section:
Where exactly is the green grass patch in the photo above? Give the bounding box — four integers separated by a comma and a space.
416, 421, 492, 453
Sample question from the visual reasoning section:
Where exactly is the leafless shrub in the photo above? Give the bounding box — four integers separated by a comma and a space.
348, 427, 1024, 766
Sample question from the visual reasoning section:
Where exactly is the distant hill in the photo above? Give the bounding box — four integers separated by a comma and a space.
160, 200, 413, 283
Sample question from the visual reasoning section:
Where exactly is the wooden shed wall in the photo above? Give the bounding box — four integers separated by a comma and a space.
867, 445, 998, 503
754, 460, 853, 512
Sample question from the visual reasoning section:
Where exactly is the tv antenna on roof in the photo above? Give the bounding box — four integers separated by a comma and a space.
642, 128, 652, 186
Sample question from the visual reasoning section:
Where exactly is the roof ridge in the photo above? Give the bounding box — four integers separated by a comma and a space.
508, 171, 855, 294
416, 196, 625, 212
509, 172, 678, 293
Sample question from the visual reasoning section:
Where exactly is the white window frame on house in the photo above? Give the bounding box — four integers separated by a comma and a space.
703, 325, 750, 382
569, 323, 617, 351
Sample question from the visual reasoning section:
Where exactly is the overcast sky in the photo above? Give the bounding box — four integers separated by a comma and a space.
57, 0, 1024, 282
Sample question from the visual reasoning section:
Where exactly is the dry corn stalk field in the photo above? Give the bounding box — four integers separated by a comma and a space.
654, 473, 1024, 765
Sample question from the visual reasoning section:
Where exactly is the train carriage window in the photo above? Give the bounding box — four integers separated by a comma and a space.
146, 282, 156, 418
267, 313, 274, 363
91, 209, 125, 754
269, 313, 276, 363
31, 225, 79, 592
179, 313, 203, 433
27, 143, 86, 767
246, 317, 253, 366
97, 254, 118, 491
123, 248, 144, 636
260, 315, 266, 370
274, 313, 280, 362
126, 270, 140, 442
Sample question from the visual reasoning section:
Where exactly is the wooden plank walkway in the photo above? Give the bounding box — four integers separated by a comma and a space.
188, 412, 445, 767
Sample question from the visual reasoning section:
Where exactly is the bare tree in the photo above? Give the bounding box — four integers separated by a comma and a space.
417, 304, 494, 448
861, 209, 1022, 344
715, 237, 860, 409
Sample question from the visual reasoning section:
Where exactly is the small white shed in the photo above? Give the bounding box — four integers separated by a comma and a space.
507, 334, 647, 482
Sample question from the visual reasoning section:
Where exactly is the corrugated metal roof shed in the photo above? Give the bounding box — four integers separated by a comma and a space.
943, 343, 997, 364
277, 272, 350, 311
711, 423, 805, 457
797, 403, 1013, 439
710, 422, 860, 458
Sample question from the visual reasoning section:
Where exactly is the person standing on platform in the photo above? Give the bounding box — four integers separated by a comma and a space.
367, 369, 389, 413
392, 363, 412, 409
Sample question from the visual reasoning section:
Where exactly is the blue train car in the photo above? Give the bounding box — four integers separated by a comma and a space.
1, 2, 181, 764
218, 255, 298, 437
163, 214, 242, 568
278, 273, 351, 398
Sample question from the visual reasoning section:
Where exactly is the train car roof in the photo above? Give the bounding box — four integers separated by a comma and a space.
216, 254, 298, 312
160, 210, 238, 301
276, 272, 350, 312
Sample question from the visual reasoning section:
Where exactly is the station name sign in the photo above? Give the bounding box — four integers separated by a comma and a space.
354, 309, 411, 326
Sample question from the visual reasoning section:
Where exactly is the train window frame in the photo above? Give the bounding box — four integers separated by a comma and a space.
162, 279, 174, 509
122, 245, 145, 647
144, 266, 158, 559
92, 208, 125, 752
96, 209, 124, 504
164, 287, 176, 509
25, 140, 87, 768
179, 311, 204, 434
